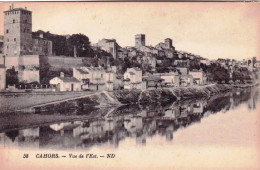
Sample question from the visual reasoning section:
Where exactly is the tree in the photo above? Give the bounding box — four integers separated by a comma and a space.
6, 67, 19, 86
67, 34, 93, 57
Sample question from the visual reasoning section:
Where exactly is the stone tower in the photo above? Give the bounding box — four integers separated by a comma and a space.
164, 38, 173, 49
135, 34, 145, 47
3, 5, 33, 68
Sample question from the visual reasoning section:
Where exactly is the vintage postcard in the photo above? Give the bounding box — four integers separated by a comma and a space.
0, 1, 259, 169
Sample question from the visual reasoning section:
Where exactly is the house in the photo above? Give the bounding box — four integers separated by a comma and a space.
49, 72, 81, 91
32, 32, 52, 56
200, 59, 210, 66
174, 60, 190, 67
142, 75, 164, 89
176, 67, 188, 75
123, 67, 142, 90
189, 70, 207, 85
73, 68, 89, 90
154, 72, 180, 87
73, 66, 118, 91
93, 39, 120, 59
82, 66, 106, 91
180, 74, 193, 87
104, 69, 114, 91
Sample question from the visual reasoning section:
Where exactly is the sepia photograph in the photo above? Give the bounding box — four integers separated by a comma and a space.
0, 1, 259, 169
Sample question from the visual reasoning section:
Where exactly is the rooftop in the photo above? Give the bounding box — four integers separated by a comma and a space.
87, 67, 105, 71
4, 7, 31, 13
57, 77, 80, 83
76, 68, 89, 74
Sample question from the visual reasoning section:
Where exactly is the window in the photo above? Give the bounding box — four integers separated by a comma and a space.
14, 38, 16, 42
13, 19, 15, 23
7, 39, 9, 42
6, 29, 8, 34
7, 46, 9, 49
25, 20, 27, 23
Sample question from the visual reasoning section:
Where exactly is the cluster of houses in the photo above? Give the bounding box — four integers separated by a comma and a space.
0, 6, 258, 92
49, 65, 207, 91
49, 32, 210, 92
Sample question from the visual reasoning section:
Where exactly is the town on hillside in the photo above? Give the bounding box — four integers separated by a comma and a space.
0, 5, 259, 92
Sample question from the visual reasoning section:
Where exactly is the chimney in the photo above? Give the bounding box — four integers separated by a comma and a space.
60, 72, 64, 78
12, 4, 14, 10
25, 7, 27, 10
9, 6, 11, 10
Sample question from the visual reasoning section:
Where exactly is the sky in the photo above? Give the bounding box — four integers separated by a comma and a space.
0, 2, 259, 60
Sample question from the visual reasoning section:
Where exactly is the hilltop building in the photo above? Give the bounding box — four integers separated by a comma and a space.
155, 38, 175, 51
3, 5, 52, 83
32, 31, 52, 56
135, 34, 145, 47
93, 39, 119, 59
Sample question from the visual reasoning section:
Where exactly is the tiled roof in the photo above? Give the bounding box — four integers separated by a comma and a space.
58, 77, 80, 83
76, 68, 88, 74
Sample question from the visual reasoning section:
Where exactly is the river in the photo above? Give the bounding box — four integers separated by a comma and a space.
0, 87, 259, 169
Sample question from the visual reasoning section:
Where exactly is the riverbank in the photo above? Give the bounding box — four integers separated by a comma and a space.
0, 91, 95, 113
0, 85, 257, 133
0, 83, 256, 114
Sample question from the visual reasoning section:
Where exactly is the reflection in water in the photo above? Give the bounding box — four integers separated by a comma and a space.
0, 87, 258, 150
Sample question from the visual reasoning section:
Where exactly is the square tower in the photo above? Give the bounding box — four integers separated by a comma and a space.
4, 6, 33, 60
164, 38, 173, 49
135, 34, 145, 47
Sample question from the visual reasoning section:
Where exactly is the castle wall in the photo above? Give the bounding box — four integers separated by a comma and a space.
5, 56, 19, 69
19, 55, 39, 66
48, 56, 84, 69
19, 69, 39, 83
